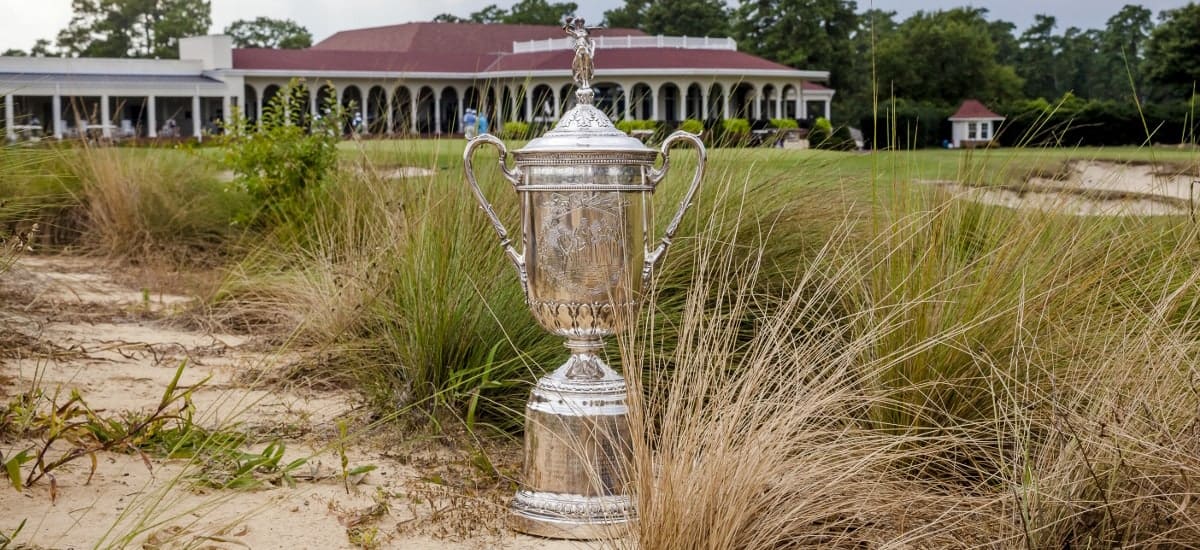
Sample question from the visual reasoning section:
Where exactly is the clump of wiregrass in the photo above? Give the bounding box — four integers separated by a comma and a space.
614, 147, 1200, 547
210, 140, 843, 431
619, 180, 1005, 548
66, 144, 247, 262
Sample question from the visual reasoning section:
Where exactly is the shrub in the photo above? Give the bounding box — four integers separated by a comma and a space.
807, 117, 832, 148
616, 120, 657, 134
994, 94, 1200, 147
719, 118, 751, 147
499, 121, 531, 140
857, 100, 954, 149
222, 79, 345, 224
679, 119, 704, 135
770, 118, 799, 129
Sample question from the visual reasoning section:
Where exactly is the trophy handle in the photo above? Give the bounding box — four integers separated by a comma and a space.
644, 130, 707, 288
464, 134, 527, 291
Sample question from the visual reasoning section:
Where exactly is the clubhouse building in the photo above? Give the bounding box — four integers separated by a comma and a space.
1, 22, 834, 140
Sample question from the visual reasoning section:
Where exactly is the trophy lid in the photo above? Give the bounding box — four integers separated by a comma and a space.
516, 18, 652, 155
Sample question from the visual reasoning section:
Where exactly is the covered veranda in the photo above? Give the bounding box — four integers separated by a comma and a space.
3, 74, 232, 141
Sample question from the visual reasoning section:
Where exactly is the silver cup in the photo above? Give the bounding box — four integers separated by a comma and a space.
463, 18, 706, 539
465, 113, 704, 542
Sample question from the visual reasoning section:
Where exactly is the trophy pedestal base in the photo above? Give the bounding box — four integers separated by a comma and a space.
510, 342, 635, 540
510, 490, 634, 539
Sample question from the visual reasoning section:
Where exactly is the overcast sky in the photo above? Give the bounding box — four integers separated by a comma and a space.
0, 0, 1193, 54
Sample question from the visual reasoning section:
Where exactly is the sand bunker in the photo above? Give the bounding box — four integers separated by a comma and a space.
0, 257, 582, 549
923, 160, 1198, 216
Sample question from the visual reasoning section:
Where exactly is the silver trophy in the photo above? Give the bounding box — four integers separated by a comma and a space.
463, 17, 706, 539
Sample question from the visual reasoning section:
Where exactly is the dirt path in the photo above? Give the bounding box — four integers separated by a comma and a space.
0, 256, 591, 549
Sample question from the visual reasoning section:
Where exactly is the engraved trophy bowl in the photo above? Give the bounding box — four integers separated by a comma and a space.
462, 17, 706, 540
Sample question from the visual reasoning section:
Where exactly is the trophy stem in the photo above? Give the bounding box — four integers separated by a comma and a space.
510, 335, 635, 539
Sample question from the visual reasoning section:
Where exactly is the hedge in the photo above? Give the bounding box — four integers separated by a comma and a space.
859, 96, 1199, 149
993, 96, 1199, 147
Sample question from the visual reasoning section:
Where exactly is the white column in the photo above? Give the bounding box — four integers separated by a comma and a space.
256, 85, 264, 128
310, 88, 318, 118
360, 93, 369, 135
100, 94, 111, 138
4, 94, 13, 142
386, 91, 394, 134
433, 93, 442, 134
410, 94, 417, 134
148, 96, 157, 138
222, 95, 231, 127
551, 90, 560, 119
52, 89, 62, 139
798, 85, 806, 119
776, 88, 783, 119
824, 100, 831, 121
192, 92, 201, 139
622, 85, 631, 121
701, 87, 709, 121
751, 89, 761, 120
722, 88, 730, 119
523, 89, 532, 123
650, 87, 659, 121
455, 88, 464, 134
677, 85, 685, 121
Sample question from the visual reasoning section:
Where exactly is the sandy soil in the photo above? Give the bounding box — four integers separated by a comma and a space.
923, 160, 1198, 216
0, 256, 593, 549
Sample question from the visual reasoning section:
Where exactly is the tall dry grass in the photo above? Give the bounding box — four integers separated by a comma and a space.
616, 164, 1200, 547
67, 145, 246, 262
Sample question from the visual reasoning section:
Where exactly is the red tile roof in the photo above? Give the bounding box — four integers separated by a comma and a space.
950, 99, 1002, 119
801, 81, 830, 91
484, 48, 799, 73
231, 22, 829, 82
233, 48, 499, 73
313, 22, 645, 55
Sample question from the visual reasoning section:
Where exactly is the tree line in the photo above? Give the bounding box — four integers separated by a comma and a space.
1, 0, 313, 59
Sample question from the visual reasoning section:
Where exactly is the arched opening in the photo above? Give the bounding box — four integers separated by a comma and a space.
559, 84, 576, 114
782, 85, 798, 119
531, 84, 555, 127
514, 85, 528, 122
659, 83, 681, 123
391, 86, 412, 134
707, 83, 725, 120
463, 87, 481, 111
686, 83, 704, 120
592, 82, 625, 121
501, 87, 514, 126
440, 87, 459, 134
288, 83, 309, 127
315, 83, 337, 116
761, 84, 776, 119
630, 83, 653, 120
483, 87, 497, 131
730, 83, 754, 120
262, 84, 281, 112
416, 86, 435, 134
367, 85, 387, 133
242, 85, 258, 124
341, 85, 363, 133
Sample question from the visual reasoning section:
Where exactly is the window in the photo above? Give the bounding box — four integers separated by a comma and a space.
968, 122, 977, 140
980, 122, 990, 140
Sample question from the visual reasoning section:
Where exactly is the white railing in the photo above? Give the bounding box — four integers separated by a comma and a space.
512, 35, 738, 54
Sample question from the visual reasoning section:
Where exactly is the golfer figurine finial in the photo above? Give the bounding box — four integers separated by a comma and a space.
564, 17, 600, 104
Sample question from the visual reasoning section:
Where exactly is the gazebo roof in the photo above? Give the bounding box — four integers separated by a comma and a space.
949, 99, 1004, 121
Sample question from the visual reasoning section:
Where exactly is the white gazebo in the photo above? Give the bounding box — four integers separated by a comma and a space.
948, 99, 1004, 148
